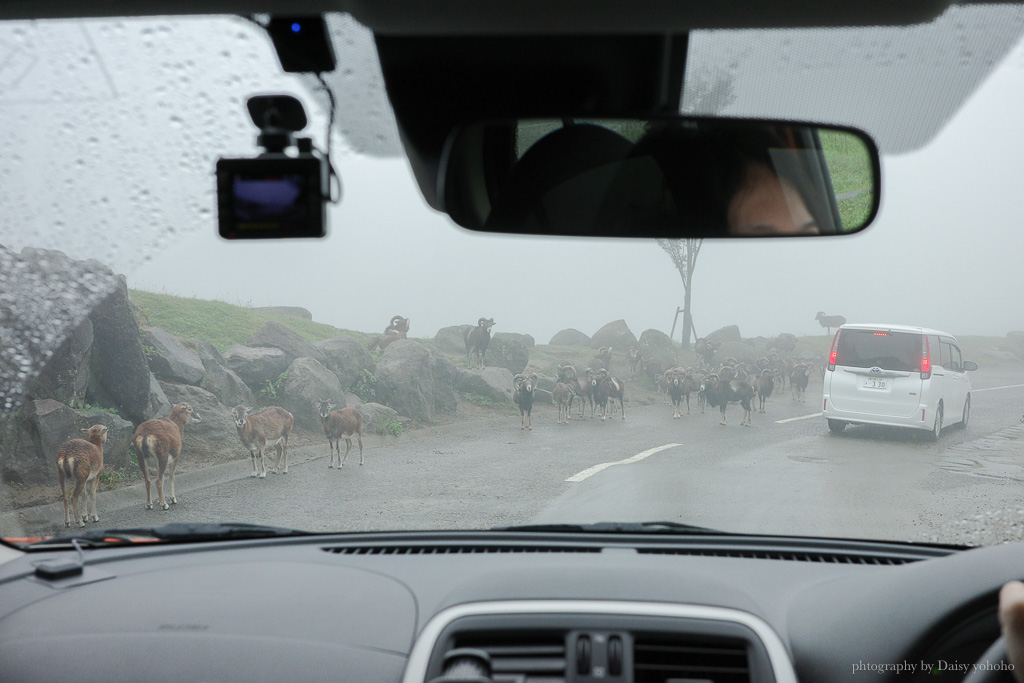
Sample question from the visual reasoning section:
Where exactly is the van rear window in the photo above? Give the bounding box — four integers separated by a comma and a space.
835, 330, 920, 371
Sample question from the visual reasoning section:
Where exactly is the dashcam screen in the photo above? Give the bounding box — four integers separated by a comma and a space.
232, 175, 308, 225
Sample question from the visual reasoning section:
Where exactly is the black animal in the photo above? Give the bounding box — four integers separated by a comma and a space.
513, 372, 538, 430
790, 364, 810, 401
695, 338, 719, 366
701, 373, 754, 426
464, 317, 495, 368
815, 311, 846, 336
757, 369, 774, 412
666, 370, 686, 419
589, 368, 624, 420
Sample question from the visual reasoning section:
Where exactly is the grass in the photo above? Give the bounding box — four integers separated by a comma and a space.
820, 129, 875, 232
99, 466, 135, 488
378, 418, 404, 437
130, 289, 367, 352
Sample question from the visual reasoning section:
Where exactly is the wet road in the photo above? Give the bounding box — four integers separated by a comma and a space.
17, 367, 1024, 545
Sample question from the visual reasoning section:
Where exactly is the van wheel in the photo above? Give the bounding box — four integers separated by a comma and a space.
960, 395, 970, 429
827, 419, 847, 434
928, 404, 943, 441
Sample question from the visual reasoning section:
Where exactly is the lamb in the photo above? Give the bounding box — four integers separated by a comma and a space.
815, 311, 846, 335
368, 315, 410, 352
132, 403, 202, 510
758, 369, 774, 412
512, 372, 538, 430
231, 405, 294, 478
464, 317, 495, 368
627, 347, 642, 379
316, 399, 364, 468
701, 373, 754, 426
552, 381, 575, 425
56, 424, 108, 528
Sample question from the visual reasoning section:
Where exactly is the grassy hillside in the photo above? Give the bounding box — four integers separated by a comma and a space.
130, 290, 368, 352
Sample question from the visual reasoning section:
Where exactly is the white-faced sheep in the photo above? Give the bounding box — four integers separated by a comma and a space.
512, 373, 538, 430
316, 399, 364, 468
232, 405, 294, 478
464, 317, 495, 368
132, 403, 202, 511
815, 312, 846, 335
56, 424, 108, 528
589, 368, 625, 420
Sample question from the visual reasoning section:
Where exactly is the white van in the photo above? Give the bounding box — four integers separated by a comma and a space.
822, 324, 977, 439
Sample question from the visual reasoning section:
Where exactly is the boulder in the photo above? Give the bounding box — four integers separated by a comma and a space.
494, 332, 535, 349
357, 402, 400, 435
146, 374, 172, 421
591, 320, 638, 350
195, 341, 254, 407
314, 336, 374, 390
484, 336, 529, 375
375, 340, 457, 423
768, 333, 798, 354
253, 306, 312, 320
31, 316, 94, 408
143, 326, 205, 385
534, 388, 553, 405
706, 325, 742, 343
454, 366, 515, 403
716, 341, 759, 365
245, 321, 325, 365
639, 329, 678, 370
86, 277, 151, 424
223, 345, 291, 389
281, 357, 346, 431
0, 399, 78, 484
72, 407, 135, 471
158, 382, 239, 458
433, 325, 472, 354
549, 328, 591, 347
534, 373, 557, 392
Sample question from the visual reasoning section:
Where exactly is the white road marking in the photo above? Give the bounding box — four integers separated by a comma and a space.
565, 443, 682, 483
973, 383, 1024, 393
775, 412, 823, 424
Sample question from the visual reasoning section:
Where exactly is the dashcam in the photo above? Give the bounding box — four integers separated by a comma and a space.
216, 155, 326, 239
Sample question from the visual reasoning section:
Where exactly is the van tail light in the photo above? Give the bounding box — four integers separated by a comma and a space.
920, 335, 931, 379
827, 330, 840, 371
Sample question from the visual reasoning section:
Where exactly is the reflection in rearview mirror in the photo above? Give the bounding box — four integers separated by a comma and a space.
441, 117, 879, 238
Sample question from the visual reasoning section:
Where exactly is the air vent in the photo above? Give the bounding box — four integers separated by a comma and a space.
634, 634, 749, 683
636, 547, 919, 565
323, 544, 601, 556
449, 633, 567, 682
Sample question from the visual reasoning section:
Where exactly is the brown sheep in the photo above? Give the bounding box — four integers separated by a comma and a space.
56, 424, 109, 528
132, 403, 202, 511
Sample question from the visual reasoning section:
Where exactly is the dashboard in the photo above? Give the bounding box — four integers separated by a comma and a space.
0, 532, 1017, 682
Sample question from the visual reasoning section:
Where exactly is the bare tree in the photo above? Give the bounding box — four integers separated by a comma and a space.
658, 238, 702, 348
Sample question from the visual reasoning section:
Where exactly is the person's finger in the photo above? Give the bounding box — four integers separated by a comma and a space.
999, 581, 1024, 683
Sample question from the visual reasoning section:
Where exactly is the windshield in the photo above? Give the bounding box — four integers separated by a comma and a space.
3, 9, 1024, 548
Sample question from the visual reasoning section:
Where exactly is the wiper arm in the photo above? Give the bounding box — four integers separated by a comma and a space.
495, 521, 722, 535
26, 522, 308, 548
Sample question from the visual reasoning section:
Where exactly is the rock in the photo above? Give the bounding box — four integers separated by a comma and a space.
534, 373, 557, 392
375, 340, 457, 423
31, 316, 93, 408
245, 321, 325, 365
716, 341, 759, 365
768, 333, 798, 354
485, 336, 529, 375
433, 325, 473, 354
1007, 331, 1024, 341
158, 382, 239, 459
591, 320, 638, 350
85, 277, 152, 424
195, 341, 254, 407
706, 325, 742, 343
494, 332, 535, 349
223, 345, 291, 389
314, 336, 374, 390
147, 374, 172, 420
281, 357, 346, 431
253, 306, 313, 320
142, 326, 205, 385
549, 328, 591, 347
0, 399, 78, 484
72, 408, 135, 471
639, 329, 678, 370
454, 366, 515, 403
534, 388, 553, 405
357, 402, 400, 435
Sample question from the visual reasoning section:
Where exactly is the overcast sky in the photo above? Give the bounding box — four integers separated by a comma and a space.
3, 10, 1024, 345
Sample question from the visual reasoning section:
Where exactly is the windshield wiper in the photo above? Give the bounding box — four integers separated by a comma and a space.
495, 521, 723, 535
25, 522, 308, 548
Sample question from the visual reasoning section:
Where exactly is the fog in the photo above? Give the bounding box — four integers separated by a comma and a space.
3, 12, 1024, 347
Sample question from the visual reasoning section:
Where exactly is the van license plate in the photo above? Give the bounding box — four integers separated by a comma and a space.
863, 378, 887, 389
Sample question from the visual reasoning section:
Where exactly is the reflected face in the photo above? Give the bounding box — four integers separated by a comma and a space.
727, 162, 820, 236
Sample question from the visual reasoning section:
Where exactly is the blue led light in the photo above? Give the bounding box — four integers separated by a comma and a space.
291, 22, 301, 33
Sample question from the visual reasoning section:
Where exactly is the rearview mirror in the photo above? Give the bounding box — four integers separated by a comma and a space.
441, 117, 879, 238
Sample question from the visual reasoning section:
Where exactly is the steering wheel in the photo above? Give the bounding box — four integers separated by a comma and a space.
961, 637, 1016, 683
